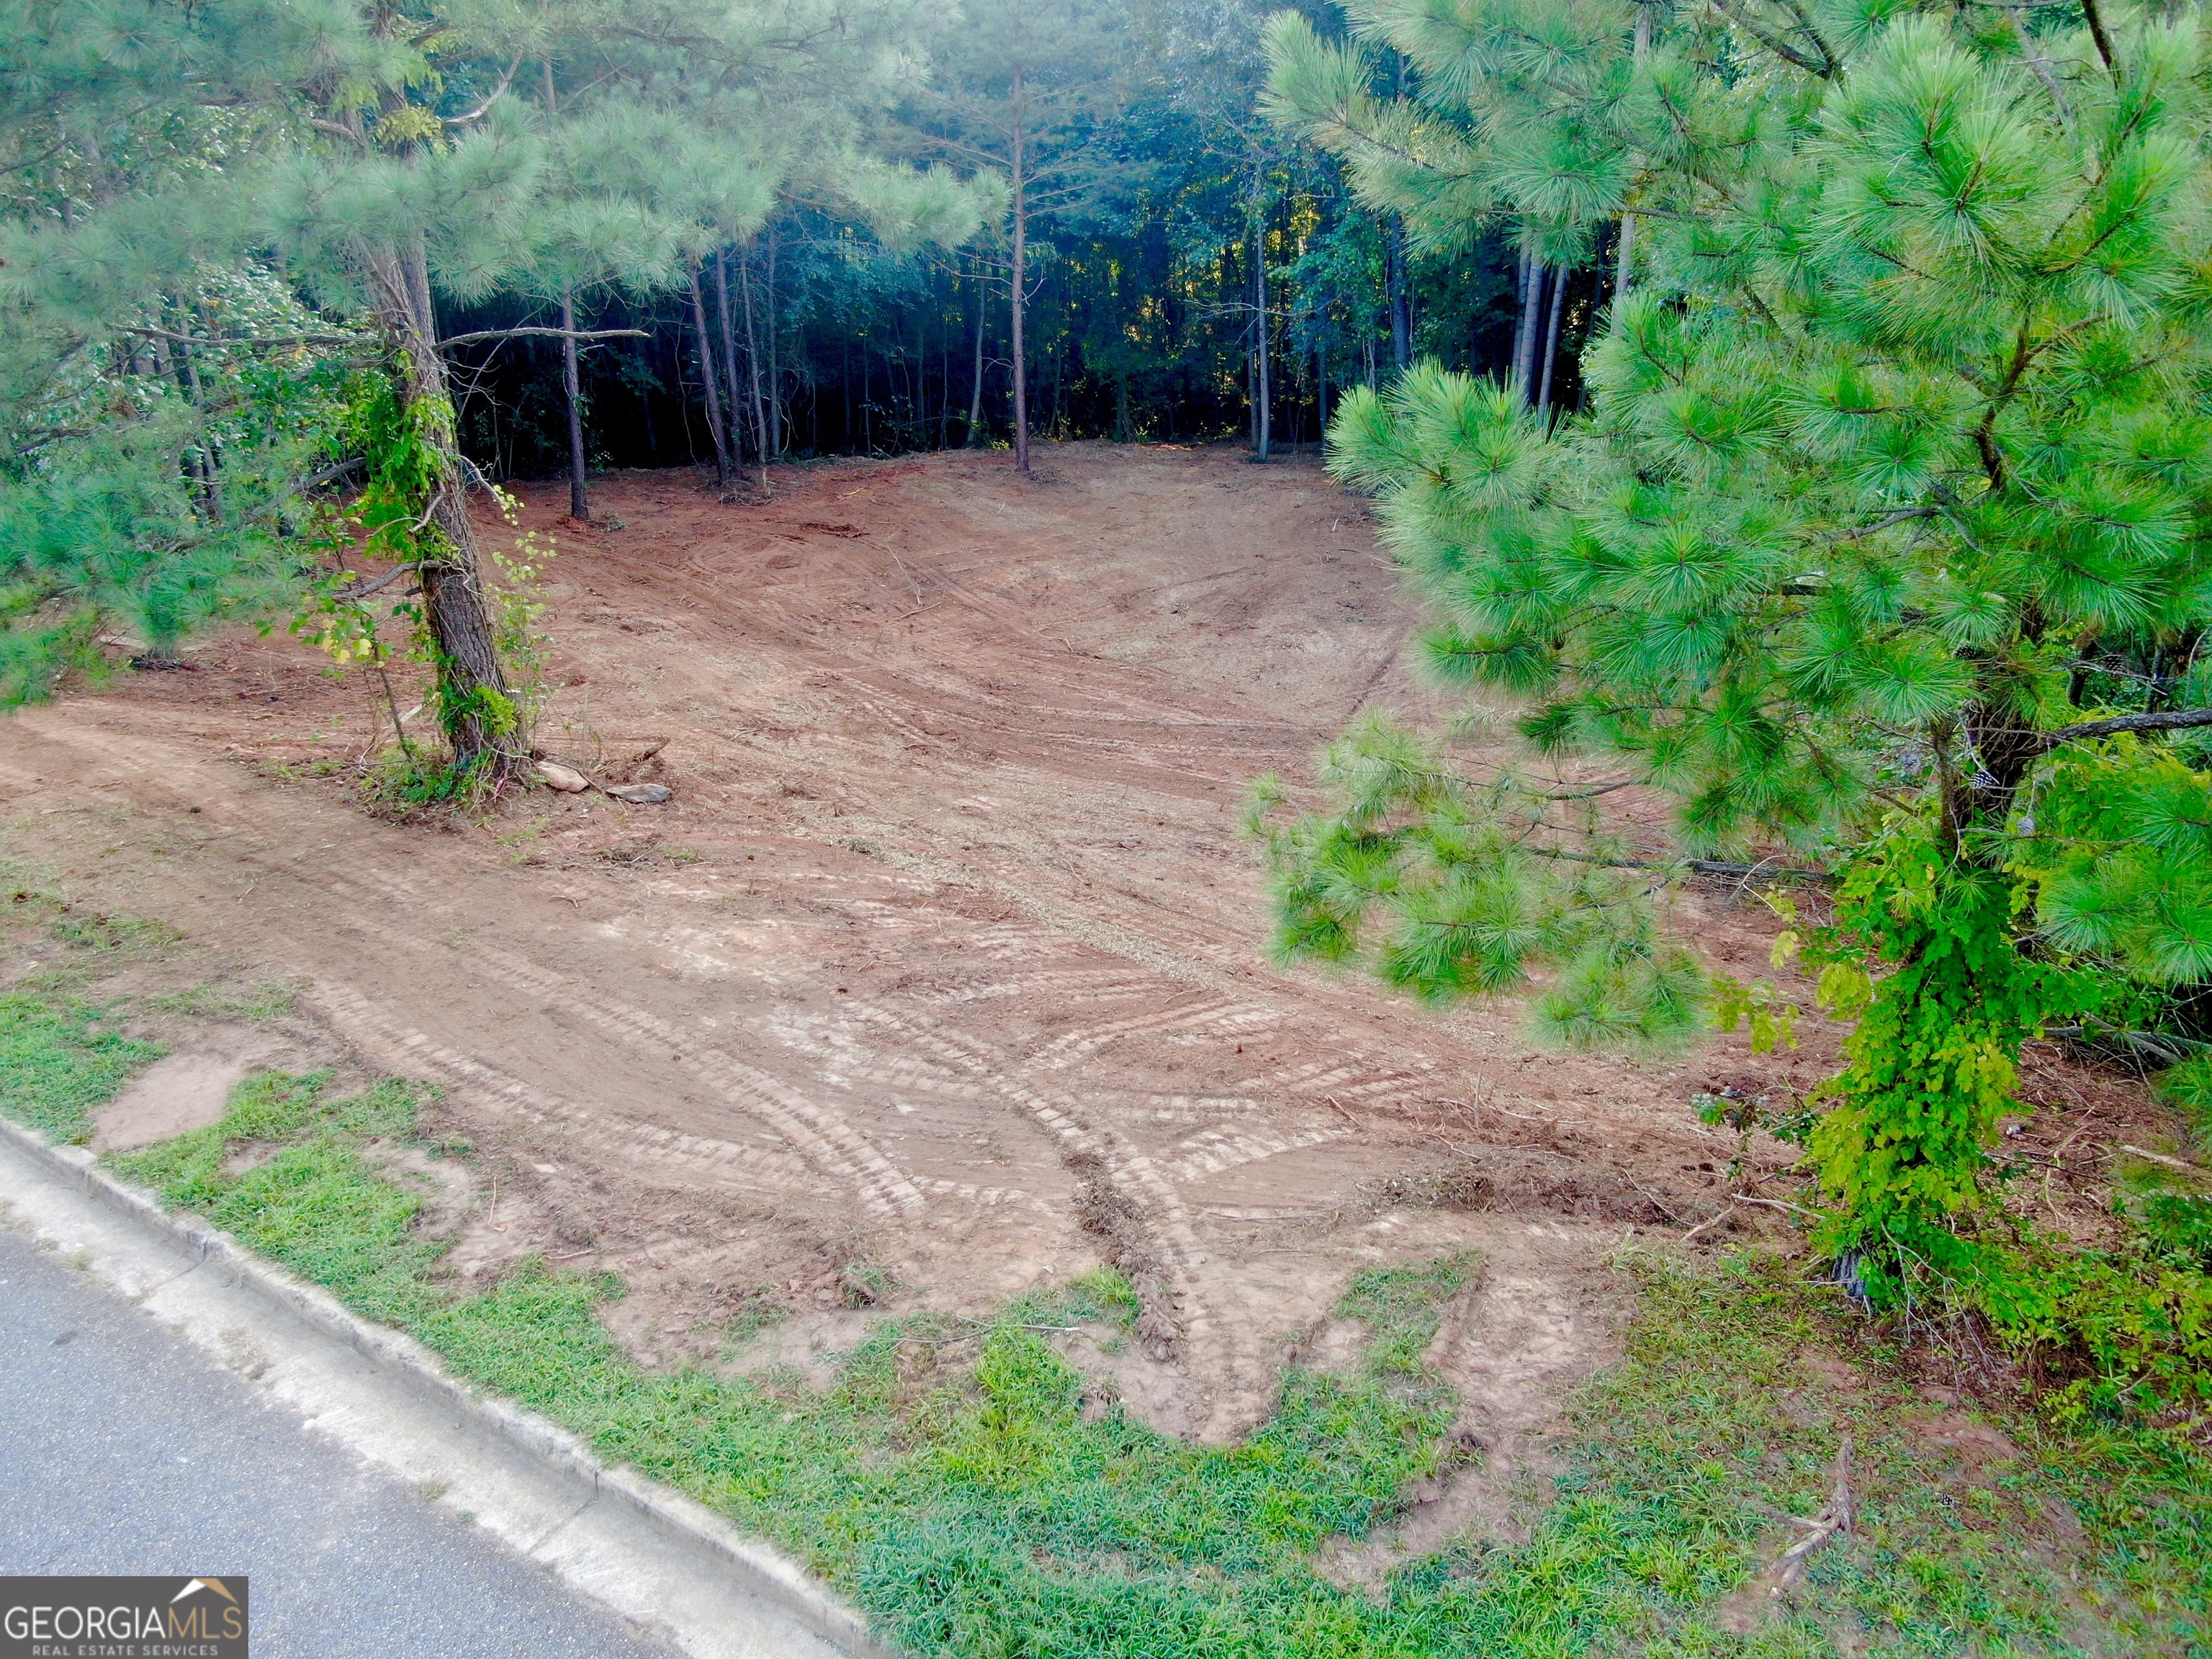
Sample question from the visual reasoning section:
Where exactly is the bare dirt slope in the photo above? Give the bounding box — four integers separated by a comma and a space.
1, 442, 1819, 1470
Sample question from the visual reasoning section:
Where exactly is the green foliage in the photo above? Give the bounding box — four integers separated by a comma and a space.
2015, 739, 2212, 991
1986, 1228, 2212, 1430
3, 0, 996, 718
0, 993, 160, 1141
1247, 711, 1705, 1046
1, 366, 358, 703
2156, 1055, 2212, 1142
1264, 0, 2212, 1380
1802, 824, 2104, 1279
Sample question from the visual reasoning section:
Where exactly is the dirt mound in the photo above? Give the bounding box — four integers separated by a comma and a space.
0, 441, 1809, 1450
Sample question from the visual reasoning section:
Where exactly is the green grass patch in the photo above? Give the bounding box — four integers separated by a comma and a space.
144, 979, 300, 1020
0, 994, 161, 1141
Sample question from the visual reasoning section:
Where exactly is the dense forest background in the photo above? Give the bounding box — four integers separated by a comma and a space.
441, 0, 1563, 481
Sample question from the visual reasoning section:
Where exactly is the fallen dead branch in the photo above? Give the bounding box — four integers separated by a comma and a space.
1680, 1205, 1734, 1244
1681, 1190, 1827, 1244
1768, 1437, 1853, 1592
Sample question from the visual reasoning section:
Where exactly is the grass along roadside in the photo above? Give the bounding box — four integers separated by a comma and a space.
0, 992, 161, 1141
2, 970, 2208, 1655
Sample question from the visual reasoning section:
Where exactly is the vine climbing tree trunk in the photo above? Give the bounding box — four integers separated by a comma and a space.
364, 237, 523, 777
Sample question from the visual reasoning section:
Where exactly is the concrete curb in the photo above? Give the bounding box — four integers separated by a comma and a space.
0, 1116, 894, 1659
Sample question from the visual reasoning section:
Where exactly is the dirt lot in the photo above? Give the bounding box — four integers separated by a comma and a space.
1, 441, 2154, 1492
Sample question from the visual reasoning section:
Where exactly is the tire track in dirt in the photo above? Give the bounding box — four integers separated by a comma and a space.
324, 872, 926, 1218
1158, 1125, 1358, 1184
310, 980, 830, 1199
613, 907, 1470, 1429
2, 446, 1737, 1448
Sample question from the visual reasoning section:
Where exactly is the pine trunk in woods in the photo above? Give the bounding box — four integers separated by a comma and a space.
1010, 89, 1031, 476
559, 290, 588, 521
1388, 219, 1411, 371
1613, 4, 1650, 308
1252, 210, 1272, 462
1511, 251, 1542, 403
544, 64, 588, 522
715, 251, 745, 472
739, 248, 770, 495
766, 233, 782, 458
1537, 261, 1566, 415
967, 265, 985, 446
688, 270, 732, 487
365, 239, 523, 775
939, 274, 953, 448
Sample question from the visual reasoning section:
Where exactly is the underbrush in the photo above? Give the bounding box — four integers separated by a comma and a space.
5, 994, 2210, 1655
359, 742, 500, 814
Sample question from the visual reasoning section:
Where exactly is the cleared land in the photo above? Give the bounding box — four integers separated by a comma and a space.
0, 441, 2167, 1493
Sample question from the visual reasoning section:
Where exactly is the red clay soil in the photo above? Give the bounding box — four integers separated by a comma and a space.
0, 441, 2164, 1478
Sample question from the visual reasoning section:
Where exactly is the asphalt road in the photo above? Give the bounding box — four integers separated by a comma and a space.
0, 1224, 678, 1658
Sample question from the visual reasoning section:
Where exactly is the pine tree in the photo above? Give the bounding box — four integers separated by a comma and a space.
3, 0, 989, 767
1262, 1, 2212, 1298
908, 0, 1128, 475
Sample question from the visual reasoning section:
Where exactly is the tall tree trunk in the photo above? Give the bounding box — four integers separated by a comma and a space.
914, 306, 927, 447
765, 228, 781, 457
1512, 251, 1542, 403
1317, 343, 1328, 441
1537, 262, 1567, 415
967, 261, 985, 446
1614, 6, 1650, 309
559, 289, 588, 520
940, 269, 953, 449
365, 237, 521, 774
1010, 85, 1031, 476
1388, 218, 1411, 371
171, 311, 224, 523
688, 269, 732, 488
543, 66, 588, 521
739, 245, 770, 495
714, 250, 744, 472
1253, 204, 1272, 462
